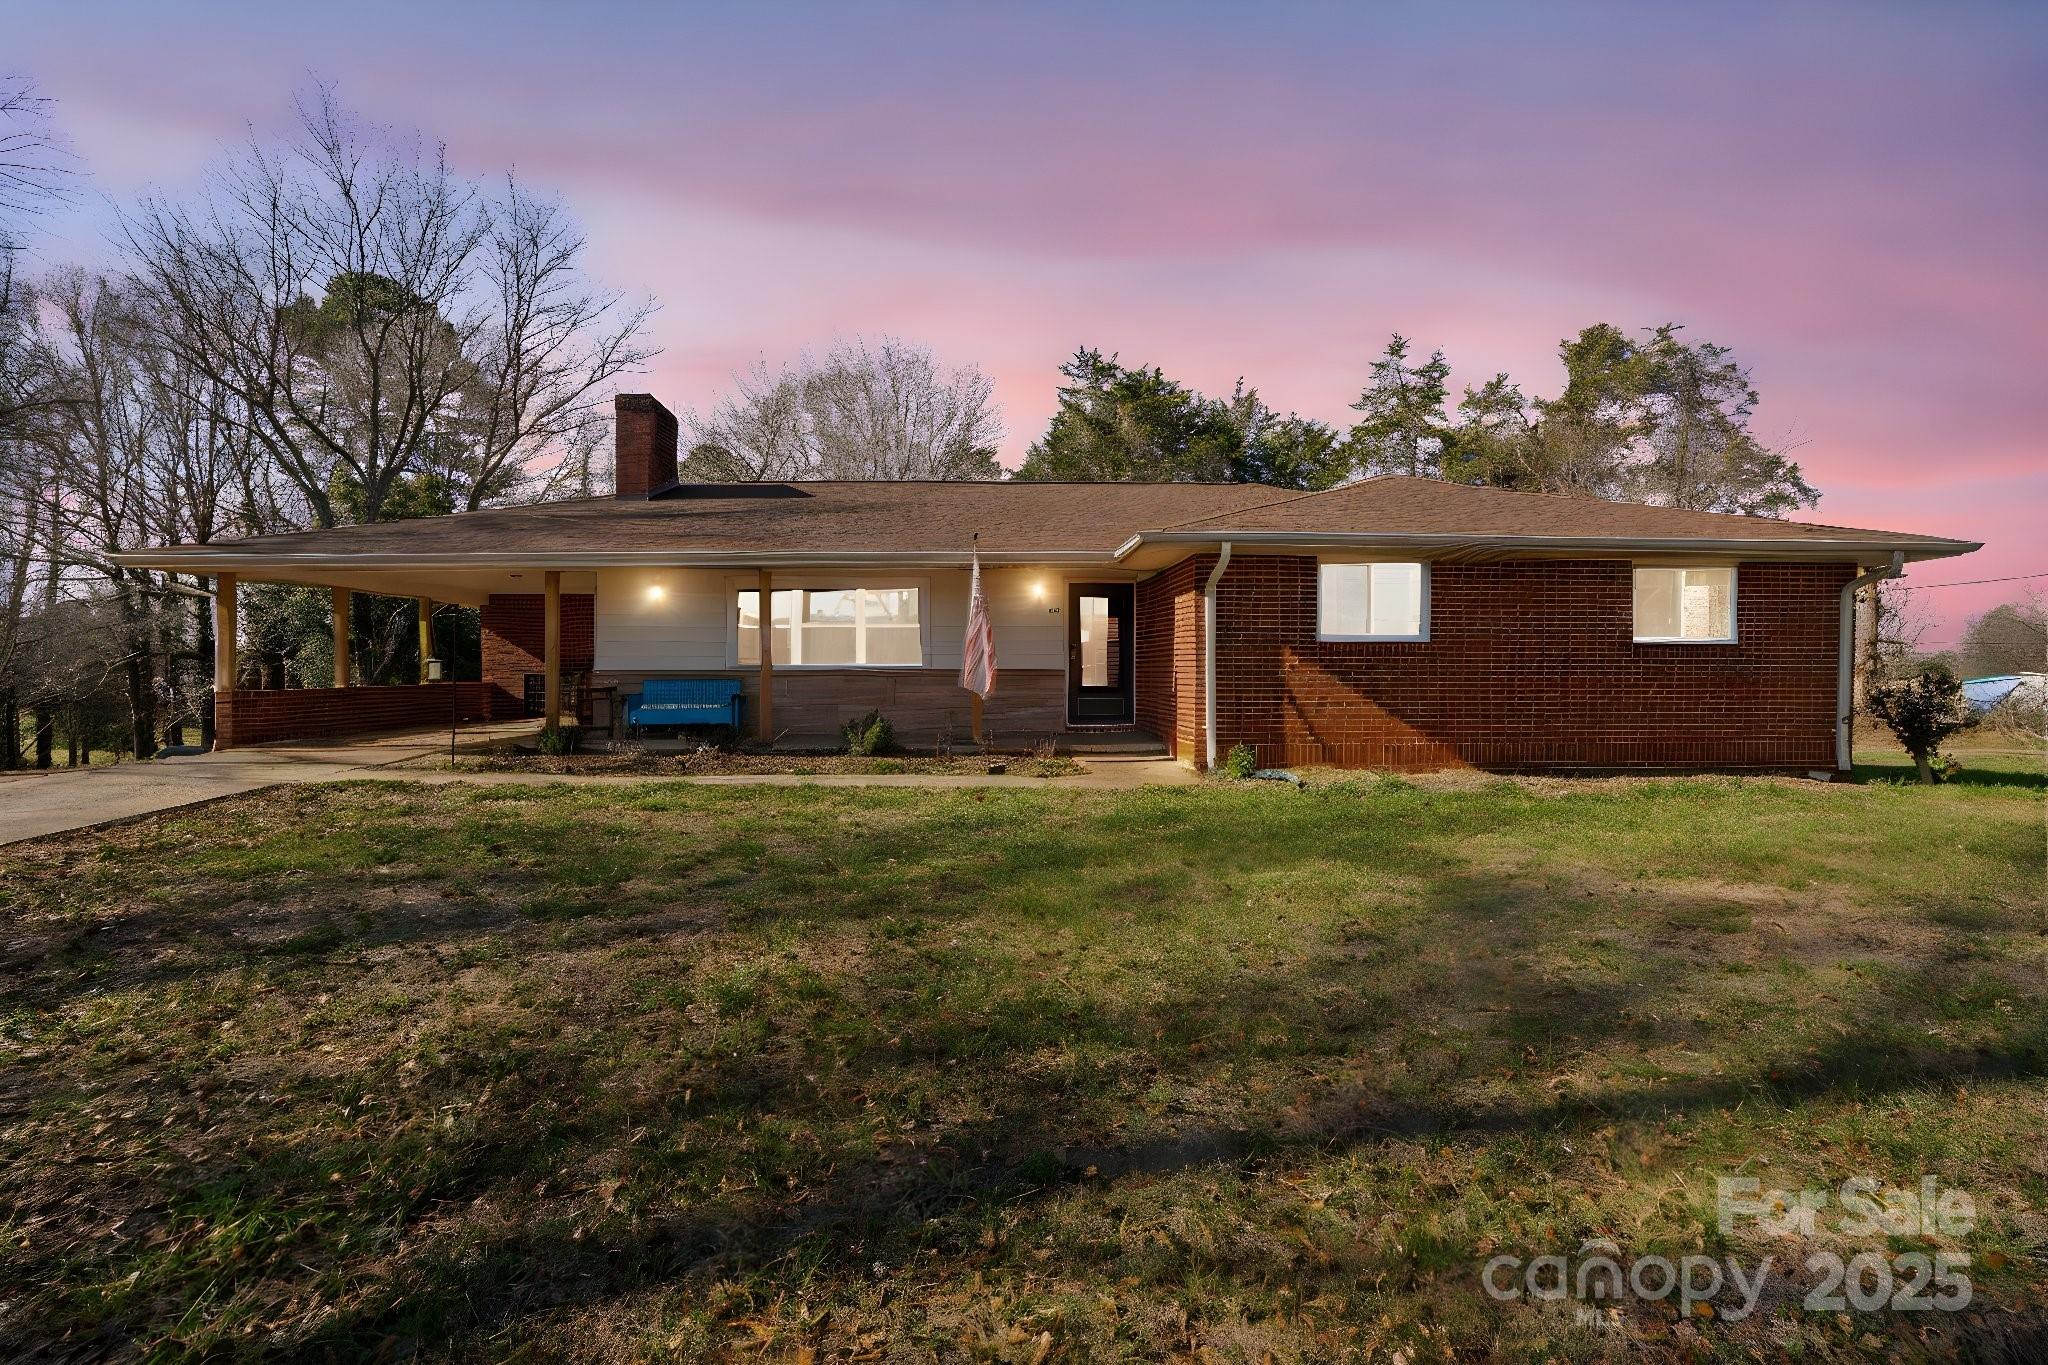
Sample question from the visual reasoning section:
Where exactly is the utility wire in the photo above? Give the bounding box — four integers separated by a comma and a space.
1896, 570, 2048, 591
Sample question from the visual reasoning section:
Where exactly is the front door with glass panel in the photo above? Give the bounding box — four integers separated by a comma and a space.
1067, 583, 1134, 725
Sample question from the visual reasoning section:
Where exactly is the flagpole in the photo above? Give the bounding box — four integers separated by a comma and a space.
967, 533, 986, 743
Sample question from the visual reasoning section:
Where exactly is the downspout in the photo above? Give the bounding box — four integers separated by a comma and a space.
1203, 542, 1233, 770
1836, 550, 1904, 773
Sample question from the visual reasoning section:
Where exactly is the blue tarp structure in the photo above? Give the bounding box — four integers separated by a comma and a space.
1962, 673, 2045, 716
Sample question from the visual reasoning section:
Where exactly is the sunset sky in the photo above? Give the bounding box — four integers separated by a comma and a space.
11, 1, 2044, 645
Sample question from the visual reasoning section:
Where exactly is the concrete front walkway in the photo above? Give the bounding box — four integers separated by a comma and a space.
1, 725, 1195, 846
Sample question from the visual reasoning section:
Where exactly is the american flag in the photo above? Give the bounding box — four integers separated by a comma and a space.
960, 539, 996, 699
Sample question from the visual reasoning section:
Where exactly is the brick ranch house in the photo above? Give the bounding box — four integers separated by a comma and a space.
116, 394, 1978, 772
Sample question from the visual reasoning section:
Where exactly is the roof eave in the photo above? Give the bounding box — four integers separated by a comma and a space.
1115, 530, 1982, 563
107, 547, 1125, 571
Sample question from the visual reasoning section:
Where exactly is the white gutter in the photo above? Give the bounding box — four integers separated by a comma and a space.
1115, 529, 1979, 562
107, 548, 1118, 571
1203, 541, 1233, 771
1836, 551, 1905, 773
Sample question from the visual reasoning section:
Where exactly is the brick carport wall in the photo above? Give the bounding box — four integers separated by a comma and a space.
216, 683, 495, 748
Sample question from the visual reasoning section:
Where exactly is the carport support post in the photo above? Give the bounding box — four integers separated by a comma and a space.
213, 572, 237, 693
417, 597, 434, 683
757, 568, 774, 742
330, 586, 350, 688
543, 570, 562, 731
212, 572, 237, 751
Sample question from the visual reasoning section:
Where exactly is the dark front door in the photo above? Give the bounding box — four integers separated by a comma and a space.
1067, 583, 1134, 726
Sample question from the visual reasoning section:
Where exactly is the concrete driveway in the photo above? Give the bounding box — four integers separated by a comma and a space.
0, 725, 530, 846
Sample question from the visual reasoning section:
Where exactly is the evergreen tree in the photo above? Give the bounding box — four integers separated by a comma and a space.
1342, 334, 1451, 479
1015, 349, 1237, 483
1218, 381, 1347, 489
1442, 373, 1542, 488
1632, 324, 1817, 515
1529, 323, 1654, 499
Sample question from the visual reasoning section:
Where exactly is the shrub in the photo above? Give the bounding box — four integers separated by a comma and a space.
841, 709, 896, 757
1867, 666, 1972, 784
1221, 742, 1258, 780
536, 725, 580, 756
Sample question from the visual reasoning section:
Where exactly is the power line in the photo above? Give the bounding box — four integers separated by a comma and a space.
1897, 570, 2048, 591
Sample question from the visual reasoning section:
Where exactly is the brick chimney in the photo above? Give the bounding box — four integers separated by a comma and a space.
614, 393, 678, 498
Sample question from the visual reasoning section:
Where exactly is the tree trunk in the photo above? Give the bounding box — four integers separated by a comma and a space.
1852, 585, 1879, 715
1, 687, 17, 769
33, 708, 53, 769
117, 583, 158, 760
196, 599, 216, 748
127, 653, 154, 760
1914, 751, 1935, 785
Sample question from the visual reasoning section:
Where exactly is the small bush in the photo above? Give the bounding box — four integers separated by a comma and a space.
1867, 666, 1972, 784
842, 709, 896, 757
536, 725, 580, 756
1221, 742, 1258, 780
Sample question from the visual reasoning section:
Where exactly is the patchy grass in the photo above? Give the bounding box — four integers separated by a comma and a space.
0, 751, 2043, 1361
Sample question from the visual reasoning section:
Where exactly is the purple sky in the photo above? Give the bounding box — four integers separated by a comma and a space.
13, 1, 2045, 646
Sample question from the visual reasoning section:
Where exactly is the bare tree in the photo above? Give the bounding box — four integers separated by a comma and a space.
682, 360, 819, 480
122, 85, 651, 527
3, 82, 651, 759
684, 336, 1001, 481
1959, 591, 2046, 679
121, 87, 486, 528
1, 76, 74, 268
450, 181, 655, 507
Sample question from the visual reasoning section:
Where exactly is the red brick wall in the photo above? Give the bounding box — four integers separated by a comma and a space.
592, 666, 1066, 743
1151, 555, 1851, 771
1135, 557, 1208, 760
482, 594, 595, 721
216, 683, 493, 748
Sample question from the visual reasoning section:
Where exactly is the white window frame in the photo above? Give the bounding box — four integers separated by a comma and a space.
728, 575, 931, 669
1316, 560, 1431, 642
1632, 565, 1739, 644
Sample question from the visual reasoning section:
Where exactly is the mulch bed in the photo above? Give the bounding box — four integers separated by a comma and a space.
461, 747, 1081, 777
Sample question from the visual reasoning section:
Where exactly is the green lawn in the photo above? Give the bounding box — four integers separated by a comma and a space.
2, 750, 2043, 1361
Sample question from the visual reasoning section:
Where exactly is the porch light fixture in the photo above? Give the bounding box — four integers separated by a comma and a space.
645, 583, 666, 602
1031, 579, 1046, 601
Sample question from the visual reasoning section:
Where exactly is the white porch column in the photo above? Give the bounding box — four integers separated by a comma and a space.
756, 568, 774, 741
330, 586, 350, 688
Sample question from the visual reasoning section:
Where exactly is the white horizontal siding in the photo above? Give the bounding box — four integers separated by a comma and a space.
593, 565, 1123, 675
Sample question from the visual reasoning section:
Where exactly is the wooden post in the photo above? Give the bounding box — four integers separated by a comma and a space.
543, 570, 562, 729
214, 572, 238, 693
417, 597, 434, 683
756, 568, 774, 742
331, 586, 350, 688
970, 691, 984, 743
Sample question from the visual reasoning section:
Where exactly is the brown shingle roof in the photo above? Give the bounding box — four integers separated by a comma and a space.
117, 476, 1976, 567
1156, 476, 1969, 545
125, 482, 1294, 562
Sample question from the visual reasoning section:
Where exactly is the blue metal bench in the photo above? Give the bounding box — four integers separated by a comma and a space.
624, 677, 744, 734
